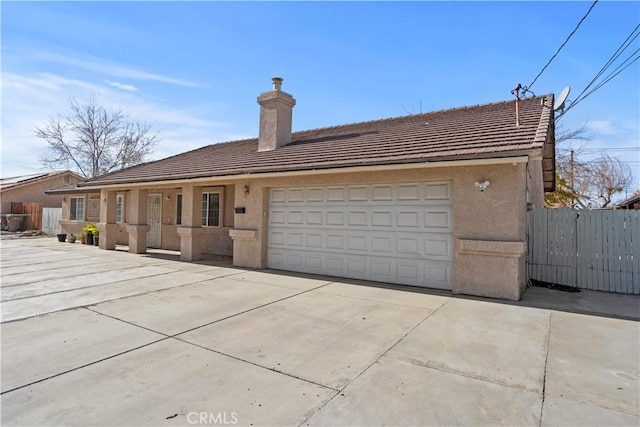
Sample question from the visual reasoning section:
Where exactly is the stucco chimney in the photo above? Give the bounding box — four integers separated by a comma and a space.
257, 77, 296, 151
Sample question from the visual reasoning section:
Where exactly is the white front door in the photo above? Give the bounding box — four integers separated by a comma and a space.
147, 193, 162, 248
267, 182, 453, 290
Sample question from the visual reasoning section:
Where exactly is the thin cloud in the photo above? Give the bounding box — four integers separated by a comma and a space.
1, 72, 234, 177
587, 120, 616, 135
34, 51, 204, 88
107, 81, 138, 92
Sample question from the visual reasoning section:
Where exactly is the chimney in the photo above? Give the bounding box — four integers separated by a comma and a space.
257, 77, 296, 151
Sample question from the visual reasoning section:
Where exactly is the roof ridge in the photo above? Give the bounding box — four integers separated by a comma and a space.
290, 94, 552, 136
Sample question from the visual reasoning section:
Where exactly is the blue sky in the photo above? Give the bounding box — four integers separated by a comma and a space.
2, 1, 639, 195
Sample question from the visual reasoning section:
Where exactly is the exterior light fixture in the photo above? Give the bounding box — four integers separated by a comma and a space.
474, 181, 490, 192
243, 185, 250, 197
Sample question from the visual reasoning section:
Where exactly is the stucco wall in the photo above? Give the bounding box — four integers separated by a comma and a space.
1, 173, 82, 214
74, 162, 533, 300
59, 191, 100, 236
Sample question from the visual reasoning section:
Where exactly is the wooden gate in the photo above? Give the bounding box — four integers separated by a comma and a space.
528, 208, 640, 294
10, 202, 43, 231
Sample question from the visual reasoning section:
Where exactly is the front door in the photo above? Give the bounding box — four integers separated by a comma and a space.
147, 193, 162, 248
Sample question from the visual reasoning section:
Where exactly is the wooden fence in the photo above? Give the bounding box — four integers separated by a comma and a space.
528, 208, 640, 294
10, 202, 43, 231
42, 207, 62, 235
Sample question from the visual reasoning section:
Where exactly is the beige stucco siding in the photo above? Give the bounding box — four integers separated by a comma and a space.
69, 161, 534, 300
1, 174, 82, 214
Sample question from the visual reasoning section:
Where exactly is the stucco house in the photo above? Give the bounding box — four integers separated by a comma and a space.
49, 78, 555, 301
0, 170, 83, 214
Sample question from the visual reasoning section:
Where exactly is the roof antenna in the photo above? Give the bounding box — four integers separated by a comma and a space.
512, 84, 522, 127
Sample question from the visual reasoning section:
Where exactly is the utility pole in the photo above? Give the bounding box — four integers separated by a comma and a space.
570, 149, 575, 209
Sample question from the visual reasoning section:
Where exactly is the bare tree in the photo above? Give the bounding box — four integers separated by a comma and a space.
590, 155, 633, 208
546, 125, 633, 208
36, 97, 158, 179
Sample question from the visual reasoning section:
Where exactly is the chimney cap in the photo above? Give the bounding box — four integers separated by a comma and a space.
272, 77, 283, 91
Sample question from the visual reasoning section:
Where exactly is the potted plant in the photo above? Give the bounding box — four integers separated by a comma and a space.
57, 233, 67, 242
82, 223, 98, 245
93, 229, 100, 246
68, 234, 77, 243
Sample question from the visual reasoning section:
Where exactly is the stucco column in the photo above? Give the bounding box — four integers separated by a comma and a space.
177, 184, 203, 261
98, 189, 118, 250
126, 188, 149, 254
229, 182, 266, 269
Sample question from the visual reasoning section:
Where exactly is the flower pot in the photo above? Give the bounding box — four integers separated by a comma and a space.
80, 236, 86, 244
94, 237, 100, 246
68, 235, 77, 243
86, 232, 94, 246
57, 234, 67, 243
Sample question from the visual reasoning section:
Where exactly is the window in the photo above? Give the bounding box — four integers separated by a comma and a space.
115, 195, 124, 223
201, 192, 220, 227
176, 194, 182, 225
70, 197, 85, 221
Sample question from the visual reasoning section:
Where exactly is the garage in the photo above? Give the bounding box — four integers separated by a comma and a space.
267, 182, 453, 290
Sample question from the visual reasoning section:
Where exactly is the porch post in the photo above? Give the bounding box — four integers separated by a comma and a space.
97, 189, 118, 250
126, 188, 150, 254
177, 183, 203, 261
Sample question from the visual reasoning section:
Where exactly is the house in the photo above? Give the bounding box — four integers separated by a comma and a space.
1, 170, 84, 230
616, 193, 640, 210
48, 78, 556, 301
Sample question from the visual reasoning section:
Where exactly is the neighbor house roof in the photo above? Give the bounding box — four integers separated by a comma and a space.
77, 94, 555, 188
0, 170, 83, 192
617, 193, 640, 209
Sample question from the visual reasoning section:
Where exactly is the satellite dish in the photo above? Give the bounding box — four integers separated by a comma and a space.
554, 86, 571, 111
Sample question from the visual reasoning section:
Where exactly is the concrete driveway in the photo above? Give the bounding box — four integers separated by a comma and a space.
1, 238, 638, 426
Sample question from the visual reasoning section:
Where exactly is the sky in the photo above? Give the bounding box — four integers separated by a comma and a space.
2, 1, 639, 198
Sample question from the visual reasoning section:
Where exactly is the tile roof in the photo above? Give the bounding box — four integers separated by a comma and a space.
79, 94, 554, 187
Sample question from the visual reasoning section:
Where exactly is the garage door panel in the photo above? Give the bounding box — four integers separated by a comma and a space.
347, 234, 368, 251
424, 261, 452, 289
371, 259, 394, 281
424, 234, 453, 257
372, 236, 394, 254
270, 210, 286, 225
348, 186, 368, 201
348, 211, 368, 226
307, 188, 324, 202
425, 207, 452, 230
268, 183, 452, 290
397, 184, 420, 201
326, 211, 345, 225
425, 183, 450, 200
269, 231, 286, 246
372, 211, 394, 227
372, 185, 393, 201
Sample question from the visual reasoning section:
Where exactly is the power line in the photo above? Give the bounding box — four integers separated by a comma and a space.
526, 0, 599, 92
558, 24, 640, 117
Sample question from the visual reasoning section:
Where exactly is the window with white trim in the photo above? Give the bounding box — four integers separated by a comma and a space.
70, 197, 85, 221
201, 192, 220, 227
176, 194, 182, 225
115, 195, 124, 223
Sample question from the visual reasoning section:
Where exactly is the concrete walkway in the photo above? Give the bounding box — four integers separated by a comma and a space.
1, 237, 638, 426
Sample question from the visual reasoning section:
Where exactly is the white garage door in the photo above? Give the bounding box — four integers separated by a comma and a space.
267, 182, 453, 290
